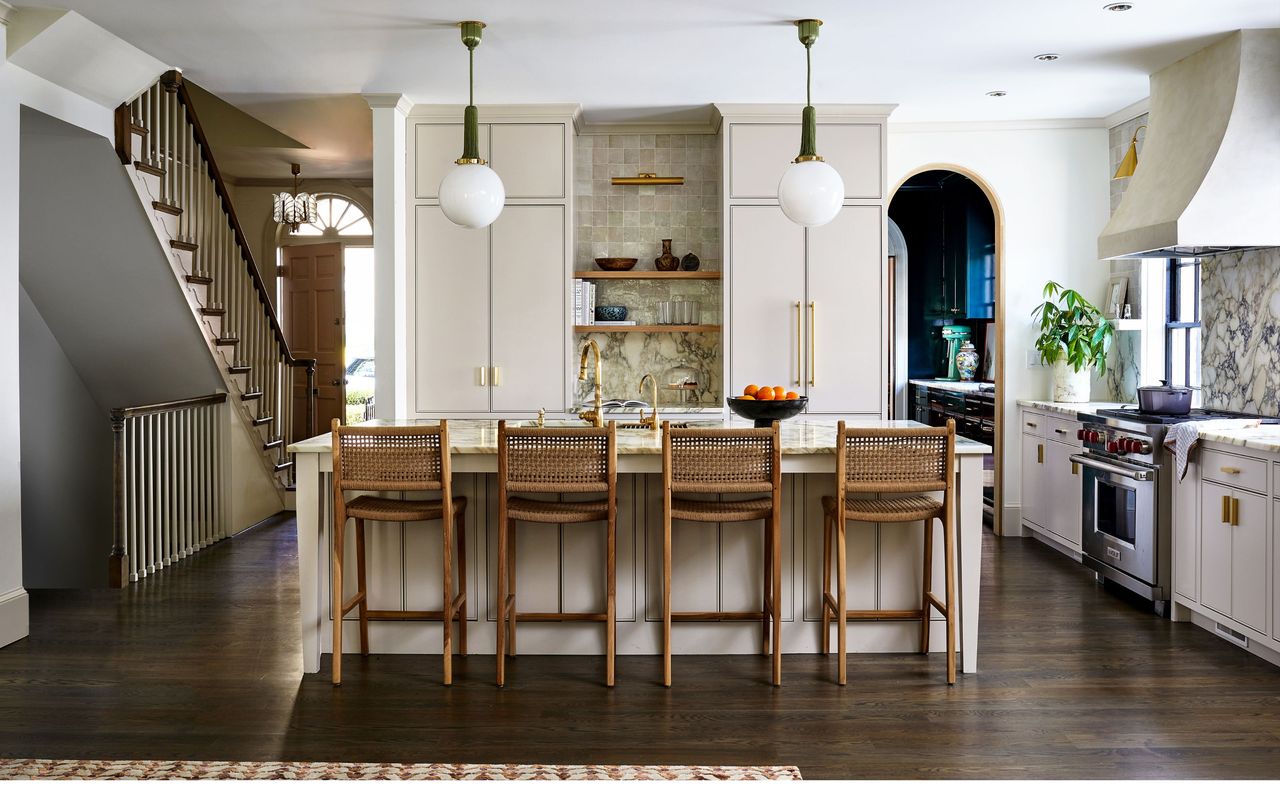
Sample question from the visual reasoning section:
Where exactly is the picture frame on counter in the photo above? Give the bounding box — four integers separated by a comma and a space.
1105, 277, 1128, 320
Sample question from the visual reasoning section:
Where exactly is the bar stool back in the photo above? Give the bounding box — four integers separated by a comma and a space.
496, 421, 618, 687
661, 421, 782, 687
331, 421, 467, 686
822, 419, 957, 685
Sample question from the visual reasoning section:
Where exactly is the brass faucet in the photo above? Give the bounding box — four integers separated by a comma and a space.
638, 373, 659, 431
578, 339, 604, 426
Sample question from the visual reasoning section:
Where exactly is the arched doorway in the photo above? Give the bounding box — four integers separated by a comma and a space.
889, 166, 1006, 534
275, 193, 375, 431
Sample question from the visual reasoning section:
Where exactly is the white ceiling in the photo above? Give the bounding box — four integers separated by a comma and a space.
26, 0, 1280, 177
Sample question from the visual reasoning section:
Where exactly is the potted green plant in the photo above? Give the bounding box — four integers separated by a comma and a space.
1031, 281, 1114, 402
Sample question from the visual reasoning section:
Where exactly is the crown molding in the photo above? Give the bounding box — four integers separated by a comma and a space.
889, 117, 1107, 133
713, 103, 898, 123
363, 93, 413, 115
1102, 97, 1150, 130
0, 2, 15, 26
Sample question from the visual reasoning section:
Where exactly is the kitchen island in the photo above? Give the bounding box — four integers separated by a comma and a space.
289, 418, 991, 676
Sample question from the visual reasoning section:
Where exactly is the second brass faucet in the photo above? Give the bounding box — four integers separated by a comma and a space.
638, 373, 659, 431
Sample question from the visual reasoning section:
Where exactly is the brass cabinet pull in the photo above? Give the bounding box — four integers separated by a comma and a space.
1037, 443, 1044, 464
478, 366, 487, 387
491, 366, 502, 387
794, 302, 802, 386
808, 301, 816, 387
1219, 466, 1242, 475
1026, 421, 1038, 428
1054, 428, 1069, 435
1071, 462, 1079, 476
1222, 495, 1231, 524
1230, 497, 1241, 527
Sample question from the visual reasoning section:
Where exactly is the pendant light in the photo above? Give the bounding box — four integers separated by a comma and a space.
778, 19, 844, 227
438, 21, 505, 229
273, 163, 319, 233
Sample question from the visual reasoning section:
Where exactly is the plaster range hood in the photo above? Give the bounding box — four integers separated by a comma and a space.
1098, 29, 1280, 261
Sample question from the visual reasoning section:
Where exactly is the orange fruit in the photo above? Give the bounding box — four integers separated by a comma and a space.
743, 384, 759, 397
772, 386, 786, 400
755, 386, 776, 401
736, 395, 756, 401
785, 391, 799, 400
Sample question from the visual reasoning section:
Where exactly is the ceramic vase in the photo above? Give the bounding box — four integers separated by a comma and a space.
956, 341, 979, 381
681, 252, 700, 271
655, 238, 679, 271
1052, 358, 1091, 402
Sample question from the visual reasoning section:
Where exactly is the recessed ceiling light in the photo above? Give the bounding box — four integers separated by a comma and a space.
1034, 53, 1060, 62
1103, 3, 1134, 11
986, 90, 1007, 97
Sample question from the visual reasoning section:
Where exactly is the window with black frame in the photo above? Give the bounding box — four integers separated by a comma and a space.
1166, 258, 1202, 399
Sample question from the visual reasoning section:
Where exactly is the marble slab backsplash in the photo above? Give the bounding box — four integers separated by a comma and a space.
572, 331, 722, 408
1200, 248, 1280, 415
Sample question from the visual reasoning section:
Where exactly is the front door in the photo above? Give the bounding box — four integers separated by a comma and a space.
282, 242, 344, 438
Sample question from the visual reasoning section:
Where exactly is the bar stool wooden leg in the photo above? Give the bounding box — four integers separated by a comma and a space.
836, 514, 848, 687
606, 512, 617, 688
456, 507, 467, 656
442, 512, 454, 686
355, 518, 369, 656
507, 521, 517, 657
944, 511, 957, 685
662, 504, 673, 688
332, 518, 345, 686
770, 513, 782, 687
921, 517, 934, 655
762, 518, 772, 656
496, 513, 508, 688
821, 510, 833, 656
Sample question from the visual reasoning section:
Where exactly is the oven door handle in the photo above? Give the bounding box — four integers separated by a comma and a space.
1069, 454, 1155, 482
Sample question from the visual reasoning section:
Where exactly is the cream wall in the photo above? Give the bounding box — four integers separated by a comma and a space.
0, 15, 118, 646
887, 123, 1112, 525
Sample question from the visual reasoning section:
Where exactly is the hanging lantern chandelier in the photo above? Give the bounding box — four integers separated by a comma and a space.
777, 19, 844, 227
438, 20, 505, 229
273, 163, 319, 233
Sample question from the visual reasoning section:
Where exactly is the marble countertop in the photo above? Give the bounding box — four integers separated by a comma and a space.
290, 418, 992, 456
1196, 425, 1280, 454
1017, 399, 1119, 416
910, 379, 995, 393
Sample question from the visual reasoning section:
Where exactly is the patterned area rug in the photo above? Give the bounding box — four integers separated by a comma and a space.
0, 759, 801, 780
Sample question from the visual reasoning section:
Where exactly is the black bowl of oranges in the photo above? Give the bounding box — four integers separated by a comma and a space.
727, 384, 808, 428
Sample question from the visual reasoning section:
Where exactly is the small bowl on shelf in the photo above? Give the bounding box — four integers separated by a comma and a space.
594, 305, 628, 322
727, 396, 809, 428
595, 258, 637, 271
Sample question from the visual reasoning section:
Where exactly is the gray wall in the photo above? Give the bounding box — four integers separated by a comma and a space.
19, 287, 113, 588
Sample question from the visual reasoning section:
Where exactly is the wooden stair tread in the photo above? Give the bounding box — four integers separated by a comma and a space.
273, 461, 294, 473
184, 274, 213, 285
228, 365, 251, 374
252, 416, 274, 426
199, 307, 225, 316
262, 439, 284, 451
134, 160, 164, 177
170, 239, 198, 252
152, 200, 183, 216
241, 391, 263, 401
215, 337, 239, 346
130, 123, 148, 136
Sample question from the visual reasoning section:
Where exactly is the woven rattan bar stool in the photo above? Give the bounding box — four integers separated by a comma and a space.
821, 419, 957, 685
331, 420, 468, 686
661, 420, 783, 687
496, 420, 618, 688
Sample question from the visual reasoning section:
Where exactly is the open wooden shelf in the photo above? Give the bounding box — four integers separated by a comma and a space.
574, 324, 722, 334
574, 271, 721, 281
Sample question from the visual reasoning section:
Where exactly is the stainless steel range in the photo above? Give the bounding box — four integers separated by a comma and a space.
1072, 407, 1270, 616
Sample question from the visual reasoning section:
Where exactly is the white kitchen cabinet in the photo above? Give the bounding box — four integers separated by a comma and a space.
489, 124, 566, 199
728, 203, 883, 414
413, 205, 491, 412
728, 205, 806, 394
413, 123, 491, 200
1274, 499, 1280, 644
1172, 459, 1200, 603
1017, 405, 1083, 555
490, 205, 566, 412
1021, 433, 1046, 528
727, 122, 883, 200
1045, 439, 1082, 548
1199, 476, 1268, 636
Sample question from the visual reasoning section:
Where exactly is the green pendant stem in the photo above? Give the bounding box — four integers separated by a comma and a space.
799, 105, 817, 160
794, 19, 821, 162
462, 105, 480, 161
457, 21, 486, 163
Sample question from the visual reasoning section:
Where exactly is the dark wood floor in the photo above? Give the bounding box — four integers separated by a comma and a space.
2, 515, 1279, 779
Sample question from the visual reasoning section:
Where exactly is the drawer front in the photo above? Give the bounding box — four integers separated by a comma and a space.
1021, 411, 1046, 437
1046, 414, 1082, 444
1200, 447, 1268, 495
1273, 462, 1280, 497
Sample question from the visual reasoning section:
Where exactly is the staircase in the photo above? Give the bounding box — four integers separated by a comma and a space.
113, 70, 315, 488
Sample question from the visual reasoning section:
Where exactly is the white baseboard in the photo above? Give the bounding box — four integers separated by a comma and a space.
0, 587, 30, 649
1001, 504, 1026, 536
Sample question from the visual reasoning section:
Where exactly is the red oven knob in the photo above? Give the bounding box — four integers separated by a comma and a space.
1106, 440, 1118, 453
1077, 429, 1086, 441
1089, 431, 1101, 443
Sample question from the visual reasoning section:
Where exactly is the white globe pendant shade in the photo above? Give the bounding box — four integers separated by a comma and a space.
778, 160, 844, 227
439, 162, 505, 229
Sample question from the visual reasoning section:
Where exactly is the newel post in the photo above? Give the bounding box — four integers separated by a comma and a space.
305, 360, 317, 438
109, 411, 128, 588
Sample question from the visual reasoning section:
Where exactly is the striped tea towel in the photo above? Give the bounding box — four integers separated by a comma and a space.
1165, 419, 1262, 481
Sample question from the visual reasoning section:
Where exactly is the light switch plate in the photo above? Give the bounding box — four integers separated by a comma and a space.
1027, 349, 1045, 368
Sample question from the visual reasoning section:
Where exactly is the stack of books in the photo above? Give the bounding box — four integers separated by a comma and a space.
573, 278, 595, 325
